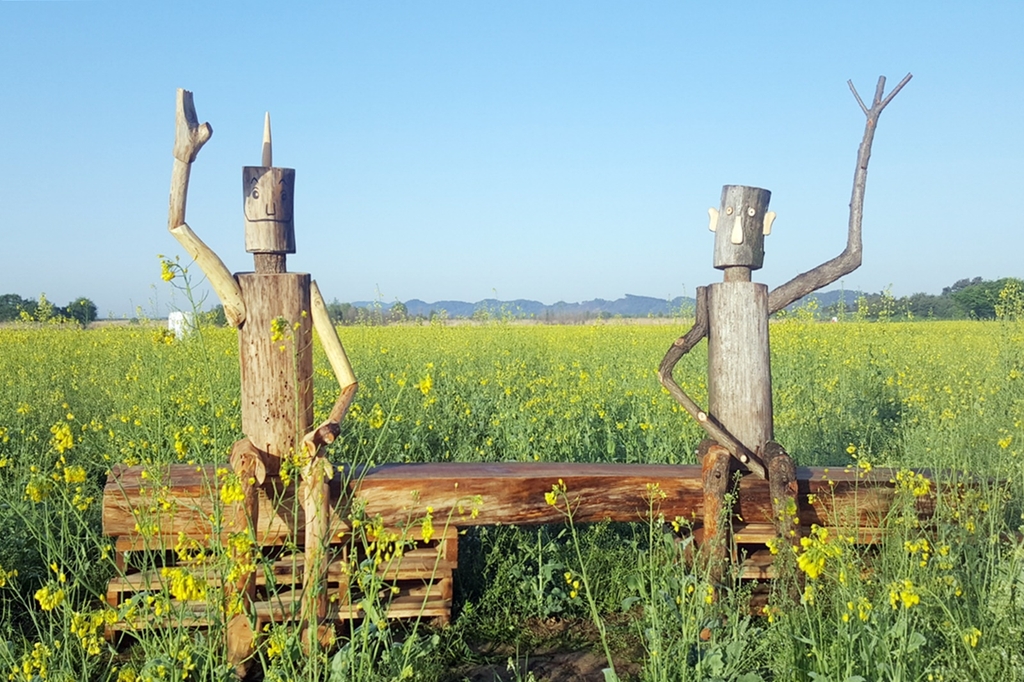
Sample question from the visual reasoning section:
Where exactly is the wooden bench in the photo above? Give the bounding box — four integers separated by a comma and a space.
102, 462, 935, 634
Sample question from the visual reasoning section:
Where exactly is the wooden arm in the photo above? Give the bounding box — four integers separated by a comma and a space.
168, 224, 246, 327
166, 88, 246, 327
657, 286, 766, 478
768, 74, 912, 315
169, 89, 212, 231
303, 280, 359, 454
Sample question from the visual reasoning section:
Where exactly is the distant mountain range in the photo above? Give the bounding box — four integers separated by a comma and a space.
349, 288, 865, 319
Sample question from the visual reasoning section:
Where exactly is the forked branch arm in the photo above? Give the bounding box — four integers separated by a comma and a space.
767, 73, 912, 315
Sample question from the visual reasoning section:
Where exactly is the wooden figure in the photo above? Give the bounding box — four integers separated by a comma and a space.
167, 89, 358, 667
658, 75, 912, 577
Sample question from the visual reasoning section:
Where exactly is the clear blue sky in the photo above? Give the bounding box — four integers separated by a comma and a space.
2, 2, 1022, 317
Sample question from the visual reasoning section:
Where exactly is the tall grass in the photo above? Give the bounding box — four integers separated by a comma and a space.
1, 316, 1023, 679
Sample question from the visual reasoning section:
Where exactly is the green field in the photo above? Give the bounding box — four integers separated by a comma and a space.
1, 319, 1023, 681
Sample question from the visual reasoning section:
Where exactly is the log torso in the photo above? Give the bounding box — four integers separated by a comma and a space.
707, 281, 773, 454
237, 272, 314, 474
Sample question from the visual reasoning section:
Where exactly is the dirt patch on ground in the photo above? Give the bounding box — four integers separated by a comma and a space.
456, 650, 619, 682
448, 618, 642, 682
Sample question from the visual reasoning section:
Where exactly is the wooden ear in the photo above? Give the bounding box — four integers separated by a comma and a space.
708, 207, 719, 232
763, 211, 776, 235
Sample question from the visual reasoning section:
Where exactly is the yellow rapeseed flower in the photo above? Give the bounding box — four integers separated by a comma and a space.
160, 258, 176, 282
0, 564, 17, 588
50, 421, 74, 453
34, 583, 65, 611
160, 567, 207, 602
888, 579, 920, 610
421, 507, 435, 543
962, 627, 981, 648
797, 525, 843, 580
63, 465, 87, 485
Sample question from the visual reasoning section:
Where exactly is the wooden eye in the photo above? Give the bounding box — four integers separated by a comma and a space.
251, 189, 259, 200
747, 207, 756, 217
725, 206, 733, 215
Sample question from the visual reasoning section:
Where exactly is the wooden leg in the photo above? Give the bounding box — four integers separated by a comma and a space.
701, 444, 732, 588
763, 441, 799, 544
226, 439, 266, 674
763, 441, 803, 601
301, 455, 333, 650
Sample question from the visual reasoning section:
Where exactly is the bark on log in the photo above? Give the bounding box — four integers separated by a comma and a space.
701, 446, 732, 585
103, 462, 938, 545
300, 456, 333, 643
712, 185, 772, 271
763, 441, 799, 543
658, 288, 765, 477
225, 438, 263, 670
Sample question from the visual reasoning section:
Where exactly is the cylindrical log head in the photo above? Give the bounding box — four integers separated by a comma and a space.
243, 166, 296, 254
711, 185, 772, 270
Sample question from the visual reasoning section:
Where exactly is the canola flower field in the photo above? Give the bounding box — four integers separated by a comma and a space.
1, 317, 1024, 681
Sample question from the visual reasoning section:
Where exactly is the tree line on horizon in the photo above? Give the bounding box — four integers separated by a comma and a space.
0, 293, 97, 326
818, 277, 1024, 321
3, 276, 1021, 327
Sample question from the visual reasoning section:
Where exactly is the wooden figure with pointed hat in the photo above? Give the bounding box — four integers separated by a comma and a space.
167, 89, 358, 669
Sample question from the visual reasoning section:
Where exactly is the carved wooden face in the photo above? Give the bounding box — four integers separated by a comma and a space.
708, 185, 775, 270
243, 167, 296, 254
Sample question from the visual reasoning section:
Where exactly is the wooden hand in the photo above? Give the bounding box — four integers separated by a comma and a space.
302, 419, 342, 456
173, 89, 213, 164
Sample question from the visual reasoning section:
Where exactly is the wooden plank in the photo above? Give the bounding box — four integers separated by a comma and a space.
104, 462, 936, 543
738, 549, 777, 580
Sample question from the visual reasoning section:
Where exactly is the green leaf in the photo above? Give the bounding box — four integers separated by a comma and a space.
906, 631, 927, 653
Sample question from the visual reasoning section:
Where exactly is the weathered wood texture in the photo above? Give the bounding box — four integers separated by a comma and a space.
707, 282, 773, 455
254, 253, 287, 274
167, 89, 246, 328
167, 224, 246, 327
105, 526, 457, 635
701, 446, 732, 584
301, 457, 333, 626
237, 273, 313, 475
103, 462, 936, 546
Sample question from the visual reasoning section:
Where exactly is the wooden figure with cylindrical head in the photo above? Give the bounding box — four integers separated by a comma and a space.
658, 75, 912, 580
167, 89, 358, 668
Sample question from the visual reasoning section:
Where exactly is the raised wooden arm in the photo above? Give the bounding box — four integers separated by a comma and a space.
767, 74, 912, 315
167, 88, 246, 327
